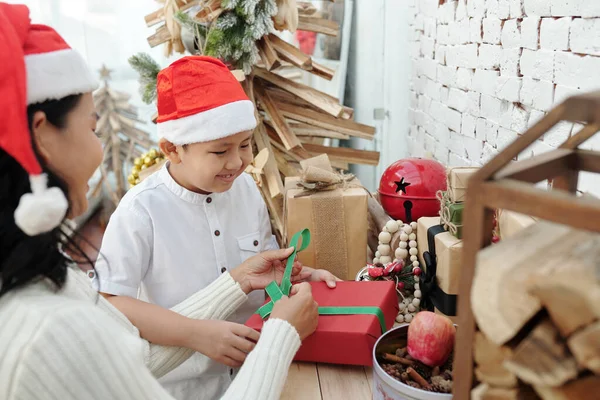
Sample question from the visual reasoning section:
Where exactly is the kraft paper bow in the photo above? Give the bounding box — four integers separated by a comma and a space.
437, 191, 462, 237
293, 154, 356, 197
256, 228, 388, 333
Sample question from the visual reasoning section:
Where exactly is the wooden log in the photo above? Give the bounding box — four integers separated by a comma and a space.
255, 67, 344, 117
303, 143, 380, 166
144, 0, 200, 27
255, 83, 302, 150
534, 376, 600, 400
253, 122, 285, 199
310, 60, 336, 81
474, 332, 518, 388
293, 123, 350, 140
195, 0, 223, 22
276, 102, 376, 140
471, 220, 600, 345
148, 25, 171, 48
298, 15, 339, 36
257, 182, 284, 243
268, 33, 312, 70
472, 383, 541, 400
503, 319, 579, 387
527, 272, 600, 338
567, 321, 600, 374
257, 37, 281, 71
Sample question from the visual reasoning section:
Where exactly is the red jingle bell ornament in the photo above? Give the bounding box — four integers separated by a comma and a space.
378, 158, 447, 223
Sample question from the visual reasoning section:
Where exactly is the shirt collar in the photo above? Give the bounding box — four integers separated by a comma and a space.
159, 161, 213, 204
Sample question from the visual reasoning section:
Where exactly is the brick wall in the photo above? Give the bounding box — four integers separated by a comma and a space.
407, 0, 600, 172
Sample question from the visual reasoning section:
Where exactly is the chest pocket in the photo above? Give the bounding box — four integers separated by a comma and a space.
236, 231, 261, 262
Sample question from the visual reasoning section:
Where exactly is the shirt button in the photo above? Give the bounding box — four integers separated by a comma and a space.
206, 197, 212, 204
215, 230, 221, 237
221, 267, 227, 273
87, 271, 95, 279
230, 369, 234, 376
253, 240, 259, 247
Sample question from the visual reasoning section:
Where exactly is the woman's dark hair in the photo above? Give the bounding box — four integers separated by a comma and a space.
0, 94, 96, 296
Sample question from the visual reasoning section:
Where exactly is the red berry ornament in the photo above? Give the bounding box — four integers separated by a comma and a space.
368, 267, 384, 278
397, 282, 405, 291
392, 260, 404, 273
413, 267, 422, 276
492, 236, 500, 244
384, 263, 395, 276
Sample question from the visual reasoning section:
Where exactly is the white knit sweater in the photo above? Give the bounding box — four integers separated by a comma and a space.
0, 266, 300, 400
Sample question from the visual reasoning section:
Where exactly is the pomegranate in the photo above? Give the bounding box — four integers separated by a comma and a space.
407, 311, 456, 367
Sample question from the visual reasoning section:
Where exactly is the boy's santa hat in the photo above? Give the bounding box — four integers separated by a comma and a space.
0, 4, 98, 236
156, 56, 257, 144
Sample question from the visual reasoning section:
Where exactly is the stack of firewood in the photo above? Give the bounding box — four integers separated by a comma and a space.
470, 220, 600, 400
140, 0, 378, 245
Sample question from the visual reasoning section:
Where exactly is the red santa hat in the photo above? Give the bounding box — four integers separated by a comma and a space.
156, 56, 257, 145
0, 4, 97, 236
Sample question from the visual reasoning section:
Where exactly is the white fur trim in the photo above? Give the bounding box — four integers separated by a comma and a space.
14, 174, 68, 236
26, 49, 99, 105
157, 100, 257, 145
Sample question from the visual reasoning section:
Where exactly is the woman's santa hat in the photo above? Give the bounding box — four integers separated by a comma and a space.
0, 4, 98, 236
156, 56, 257, 144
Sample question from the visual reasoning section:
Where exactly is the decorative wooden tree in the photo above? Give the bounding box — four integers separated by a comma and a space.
93, 65, 156, 204
135, 0, 378, 243
453, 91, 600, 399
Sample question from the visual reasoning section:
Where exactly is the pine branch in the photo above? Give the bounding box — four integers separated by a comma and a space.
128, 53, 161, 104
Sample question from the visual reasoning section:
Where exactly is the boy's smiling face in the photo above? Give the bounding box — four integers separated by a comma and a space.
159, 130, 254, 194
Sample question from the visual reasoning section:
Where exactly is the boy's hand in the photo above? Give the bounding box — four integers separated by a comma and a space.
232, 247, 302, 293
292, 266, 341, 288
186, 320, 260, 368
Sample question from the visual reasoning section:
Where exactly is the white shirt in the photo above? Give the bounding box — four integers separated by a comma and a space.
0, 265, 300, 400
93, 163, 277, 400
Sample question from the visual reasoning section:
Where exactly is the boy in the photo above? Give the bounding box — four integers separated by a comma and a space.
94, 56, 338, 400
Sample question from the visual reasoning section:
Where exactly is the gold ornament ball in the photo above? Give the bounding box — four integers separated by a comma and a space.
134, 157, 143, 167
144, 156, 153, 166
149, 149, 158, 158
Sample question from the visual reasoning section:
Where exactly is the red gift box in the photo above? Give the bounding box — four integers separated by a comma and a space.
246, 280, 399, 366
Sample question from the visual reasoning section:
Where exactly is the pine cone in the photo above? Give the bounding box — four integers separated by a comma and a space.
430, 383, 451, 394
431, 376, 453, 393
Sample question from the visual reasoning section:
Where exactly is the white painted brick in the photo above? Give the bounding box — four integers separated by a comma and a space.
458, 19, 471, 44
501, 48, 522, 76
456, 68, 474, 90
484, 120, 500, 147
480, 94, 511, 124
463, 135, 484, 159
448, 130, 466, 155
415, 76, 427, 94
521, 17, 541, 50
487, 0, 499, 17
411, 41, 421, 58
543, 121, 573, 147
425, 134, 437, 153
424, 17, 438, 39
445, 107, 463, 132
467, 91, 481, 117
509, 0, 524, 18
524, 139, 555, 158
497, 127, 520, 150
520, 78, 555, 111
438, 1, 457, 24
540, 17, 571, 51
413, 13, 425, 30
455, 0, 467, 20
461, 113, 477, 138
440, 86, 450, 103
498, 0, 511, 19
420, 0, 439, 18
447, 88, 469, 112
409, 125, 418, 138
437, 65, 457, 87
449, 152, 470, 167
501, 19, 521, 49
570, 18, 600, 56
434, 146, 450, 165
475, 118, 488, 141
527, 109, 546, 128
555, 52, 600, 89
523, 0, 551, 16
520, 49, 554, 81
478, 44, 503, 69
470, 18, 483, 44
554, 85, 583, 105
472, 69, 500, 96
448, 22, 461, 45
437, 25, 450, 46
511, 105, 530, 133
417, 127, 426, 145
496, 76, 522, 102
421, 36, 436, 58
434, 121, 451, 148
550, 0, 600, 18
446, 44, 479, 68
467, 0, 485, 18
429, 101, 445, 123
418, 95, 432, 114
435, 45, 447, 64
483, 18, 502, 44
410, 92, 418, 109
420, 58, 438, 80
481, 142, 500, 164
425, 79, 442, 101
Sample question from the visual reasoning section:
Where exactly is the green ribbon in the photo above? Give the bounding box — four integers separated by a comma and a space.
256, 229, 388, 333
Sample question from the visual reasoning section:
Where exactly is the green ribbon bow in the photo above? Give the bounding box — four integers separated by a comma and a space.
256, 229, 388, 333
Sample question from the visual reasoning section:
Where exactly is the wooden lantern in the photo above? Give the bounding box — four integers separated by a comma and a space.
453, 91, 600, 399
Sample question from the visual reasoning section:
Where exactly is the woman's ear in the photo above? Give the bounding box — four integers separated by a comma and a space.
30, 110, 52, 164
159, 138, 182, 164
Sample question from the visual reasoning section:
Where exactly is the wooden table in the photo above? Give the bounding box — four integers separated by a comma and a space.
282, 363, 373, 399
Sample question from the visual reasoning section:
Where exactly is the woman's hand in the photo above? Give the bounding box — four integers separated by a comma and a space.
291, 266, 342, 288
185, 320, 260, 368
270, 282, 318, 340
230, 247, 302, 294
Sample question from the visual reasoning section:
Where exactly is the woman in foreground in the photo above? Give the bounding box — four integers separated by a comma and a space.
0, 4, 317, 399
